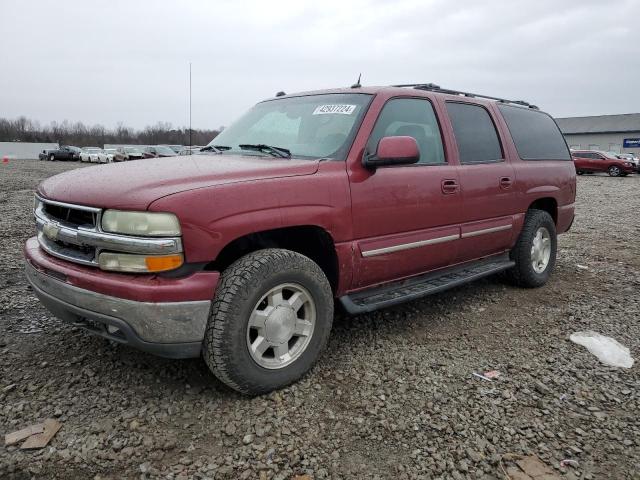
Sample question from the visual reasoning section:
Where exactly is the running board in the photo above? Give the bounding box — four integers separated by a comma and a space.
339, 254, 515, 314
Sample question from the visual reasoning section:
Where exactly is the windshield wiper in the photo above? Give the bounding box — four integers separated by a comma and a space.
199, 145, 225, 154
239, 144, 291, 158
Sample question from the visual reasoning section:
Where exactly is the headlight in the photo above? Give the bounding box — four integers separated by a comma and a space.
99, 252, 184, 273
101, 210, 181, 237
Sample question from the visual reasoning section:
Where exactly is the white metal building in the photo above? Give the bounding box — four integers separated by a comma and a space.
555, 113, 640, 154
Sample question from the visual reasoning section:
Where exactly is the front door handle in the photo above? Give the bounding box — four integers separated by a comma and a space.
500, 177, 513, 189
441, 179, 459, 194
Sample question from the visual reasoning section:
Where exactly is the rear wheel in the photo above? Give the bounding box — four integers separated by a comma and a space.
576, 170, 584, 175
506, 209, 556, 288
608, 165, 621, 177
203, 249, 334, 395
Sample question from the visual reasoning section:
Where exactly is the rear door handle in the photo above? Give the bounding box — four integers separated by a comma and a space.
441, 179, 459, 194
500, 177, 513, 189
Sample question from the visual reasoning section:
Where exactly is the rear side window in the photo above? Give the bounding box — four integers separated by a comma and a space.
498, 105, 571, 161
446, 103, 503, 164
367, 98, 446, 165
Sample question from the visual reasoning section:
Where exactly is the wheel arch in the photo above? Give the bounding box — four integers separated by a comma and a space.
527, 197, 558, 224
205, 225, 340, 294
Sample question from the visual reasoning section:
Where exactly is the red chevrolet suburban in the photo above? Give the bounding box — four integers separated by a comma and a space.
25, 84, 576, 395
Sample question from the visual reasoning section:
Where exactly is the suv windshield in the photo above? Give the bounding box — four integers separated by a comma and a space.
206, 93, 372, 160
156, 146, 176, 155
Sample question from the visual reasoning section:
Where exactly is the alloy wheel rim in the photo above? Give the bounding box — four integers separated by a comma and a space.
610, 166, 620, 176
246, 283, 316, 370
531, 226, 551, 274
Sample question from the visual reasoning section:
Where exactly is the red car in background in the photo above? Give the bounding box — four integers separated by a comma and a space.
571, 150, 635, 177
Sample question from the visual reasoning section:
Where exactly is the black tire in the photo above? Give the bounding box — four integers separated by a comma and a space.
608, 165, 621, 177
506, 209, 557, 288
49, 154, 55, 161
203, 248, 334, 395
576, 170, 584, 175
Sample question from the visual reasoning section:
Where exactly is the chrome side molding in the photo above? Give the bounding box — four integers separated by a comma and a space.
361, 224, 512, 257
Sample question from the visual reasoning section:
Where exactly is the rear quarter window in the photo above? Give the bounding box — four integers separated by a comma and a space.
498, 105, 571, 160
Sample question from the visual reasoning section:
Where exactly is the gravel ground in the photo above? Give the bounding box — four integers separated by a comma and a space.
1, 160, 639, 480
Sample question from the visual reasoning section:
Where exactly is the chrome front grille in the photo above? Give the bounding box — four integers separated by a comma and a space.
43, 202, 97, 228
34, 195, 183, 267
35, 197, 102, 266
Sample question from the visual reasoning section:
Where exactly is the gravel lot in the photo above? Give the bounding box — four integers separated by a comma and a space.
1, 160, 639, 480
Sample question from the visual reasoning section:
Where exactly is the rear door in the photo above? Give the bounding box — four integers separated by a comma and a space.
348, 96, 463, 288
442, 101, 517, 263
572, 152, 590, 171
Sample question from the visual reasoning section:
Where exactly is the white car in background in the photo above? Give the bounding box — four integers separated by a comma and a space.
80, 147, 109, 163
103, 148, 117, 162
616, 153, 639, 171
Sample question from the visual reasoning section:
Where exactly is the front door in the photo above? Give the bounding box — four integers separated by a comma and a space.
592, 152, 608, 171
348, 97, 463, 288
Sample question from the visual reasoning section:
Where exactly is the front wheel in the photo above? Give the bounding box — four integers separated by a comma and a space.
49, 154, 55, 161
203, 249, 334, 395
506, 209, 557, 288
608, 165, 621, 177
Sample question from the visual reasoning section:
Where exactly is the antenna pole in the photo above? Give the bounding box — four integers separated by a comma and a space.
189, 62, 192, 149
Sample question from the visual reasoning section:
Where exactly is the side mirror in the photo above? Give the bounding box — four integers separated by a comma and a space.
363, 136, 420, 169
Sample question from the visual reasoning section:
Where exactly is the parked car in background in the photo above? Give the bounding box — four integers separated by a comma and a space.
113, 146, 144, 161
142, 145, 177, 158
103, 149, 117, 162
571, 150, 635, 176
178, 146, 203, 155
80, 147, 107, 163
25, 83, 576, 395
167, 145, 183, 154
43, 146, 81, 161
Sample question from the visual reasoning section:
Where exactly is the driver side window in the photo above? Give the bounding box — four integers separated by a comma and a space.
367, 98, 446, 165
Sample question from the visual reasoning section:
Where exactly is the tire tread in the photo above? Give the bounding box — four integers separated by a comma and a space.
203, 248, 333, 395
506, 209, 557, 288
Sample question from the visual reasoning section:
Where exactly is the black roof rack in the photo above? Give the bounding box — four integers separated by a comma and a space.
391, 83, 539, 110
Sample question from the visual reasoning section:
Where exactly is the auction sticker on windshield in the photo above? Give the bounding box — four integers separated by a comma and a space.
313, 104, 357, 115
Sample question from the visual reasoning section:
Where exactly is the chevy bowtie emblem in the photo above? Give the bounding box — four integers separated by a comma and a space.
43, 222, 61, 241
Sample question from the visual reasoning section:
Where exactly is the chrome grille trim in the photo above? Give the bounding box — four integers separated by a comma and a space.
36, 195, 103, 213
34, 195, 183, 266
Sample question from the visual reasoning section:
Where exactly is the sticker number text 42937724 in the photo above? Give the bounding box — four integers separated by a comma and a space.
312, 104, 357, 115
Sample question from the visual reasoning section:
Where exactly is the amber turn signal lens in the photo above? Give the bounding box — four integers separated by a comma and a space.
144, 254, 184, 272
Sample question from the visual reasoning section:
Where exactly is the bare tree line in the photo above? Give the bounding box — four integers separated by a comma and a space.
0, 116, 221, 147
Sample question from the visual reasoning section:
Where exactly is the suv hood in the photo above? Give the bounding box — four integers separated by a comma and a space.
38, 155, 320, 210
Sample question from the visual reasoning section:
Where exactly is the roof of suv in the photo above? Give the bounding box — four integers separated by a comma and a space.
268, 85, 539, 111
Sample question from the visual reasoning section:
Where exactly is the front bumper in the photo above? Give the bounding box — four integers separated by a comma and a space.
24, 238, 219, 358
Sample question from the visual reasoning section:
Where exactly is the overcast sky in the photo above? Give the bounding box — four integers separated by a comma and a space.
1, 0, 639, 130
